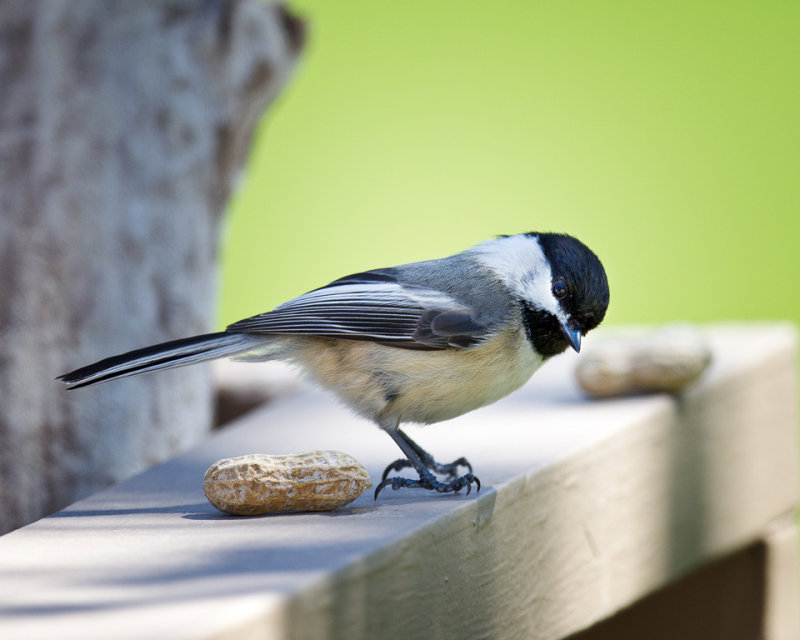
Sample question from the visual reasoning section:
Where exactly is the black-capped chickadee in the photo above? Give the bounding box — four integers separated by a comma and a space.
60, 233, 610, 498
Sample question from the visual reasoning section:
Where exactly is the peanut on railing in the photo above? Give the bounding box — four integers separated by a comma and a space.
204, 451, 372, 515
575, 325, 712, 398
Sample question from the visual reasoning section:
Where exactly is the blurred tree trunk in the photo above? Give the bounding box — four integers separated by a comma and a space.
0, 0, 304, 534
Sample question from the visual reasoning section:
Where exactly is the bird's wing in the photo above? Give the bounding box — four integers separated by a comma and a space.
226, 271, 488, 350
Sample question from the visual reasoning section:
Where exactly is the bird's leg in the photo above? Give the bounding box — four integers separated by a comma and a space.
380, 428, 472, 481
374, 428, 480, 499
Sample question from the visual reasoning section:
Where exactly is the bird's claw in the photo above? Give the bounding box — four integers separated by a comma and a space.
380, 456, 473, 482
380, 458, 412, 481
374, 470, 480, 500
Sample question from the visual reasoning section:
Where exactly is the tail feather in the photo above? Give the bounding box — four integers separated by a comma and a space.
58, 332, 260, 390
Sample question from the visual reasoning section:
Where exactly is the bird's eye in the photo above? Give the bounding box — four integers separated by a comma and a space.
552, 280, 567, 298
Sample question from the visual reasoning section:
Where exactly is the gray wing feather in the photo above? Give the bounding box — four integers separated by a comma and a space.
226, 270, 490, 350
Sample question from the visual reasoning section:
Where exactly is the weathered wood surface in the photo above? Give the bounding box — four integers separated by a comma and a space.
0, 0, 303, 533
0, 325, 795, 639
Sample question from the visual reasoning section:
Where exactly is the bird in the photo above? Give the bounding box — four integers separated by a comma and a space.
59, 232, 610, 498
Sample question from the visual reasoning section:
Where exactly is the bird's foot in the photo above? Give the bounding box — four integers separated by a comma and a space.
375, 428, 480, 500
374, 468, 480, 499
380, 455, 473, 482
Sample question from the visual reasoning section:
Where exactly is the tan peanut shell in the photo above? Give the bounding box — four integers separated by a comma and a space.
575, 325, 712, 398
204, 451, 372, 515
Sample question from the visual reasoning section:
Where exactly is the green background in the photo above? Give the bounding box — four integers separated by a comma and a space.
219, 1, 799, 329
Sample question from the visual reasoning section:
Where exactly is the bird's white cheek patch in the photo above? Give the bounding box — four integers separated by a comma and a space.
472, 235, 566, 321
472, 235, 547, 287
520, 274, 563, 319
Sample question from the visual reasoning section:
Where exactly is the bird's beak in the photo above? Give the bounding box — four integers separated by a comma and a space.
560, 320, 582, 352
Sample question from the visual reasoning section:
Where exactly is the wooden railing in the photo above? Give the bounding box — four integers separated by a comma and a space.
0, 324, 797, 640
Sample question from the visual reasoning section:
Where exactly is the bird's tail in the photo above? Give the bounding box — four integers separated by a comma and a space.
58, 332, 263, 390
